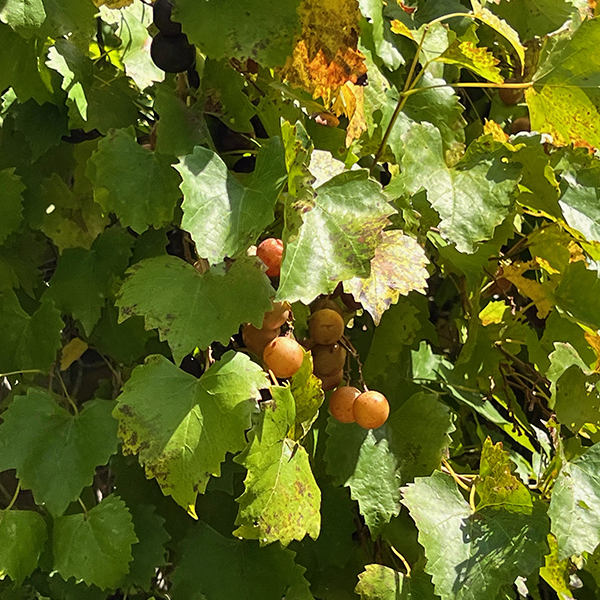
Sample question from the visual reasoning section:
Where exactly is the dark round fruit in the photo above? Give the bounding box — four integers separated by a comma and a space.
150, 32, 195, 73
153, 0, 182, 36
510, 116, 531, 135
498, 86, 523, 106
312, 343, 347, 378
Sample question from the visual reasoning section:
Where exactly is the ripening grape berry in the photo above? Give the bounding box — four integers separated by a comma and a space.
312, 343, 346, 377
498, 86, 523, 106
320, 368, 344, 391
153, 0, 182, 35
263, 336, 304, 378
311, 297, 343, 316
309, 309, 345, 345
262, 302, 290, 330
329, 386, 360, 423
151, 32, 196, 73
242, 324, 280, 356
510, 116, 530, 135
257, 238, 284, 277
353, 390, 390, 429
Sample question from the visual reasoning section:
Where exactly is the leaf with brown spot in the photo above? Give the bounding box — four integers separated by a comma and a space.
235, 386, 321, 545
112, 352, 268, 514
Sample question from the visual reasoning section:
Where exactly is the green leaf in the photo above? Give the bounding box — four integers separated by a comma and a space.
401, 123, 520, 253
402, 472, 549, 600
0, 510, 47, 585
0, 390, 119, 516
86, 127, 181, 234
356, 564, 438, 600
555, 261, 600, 331
39, 173, 109, 253
0, 168, 24, 245
555, 366, 600, 434
277, 170, 394, 304
176, 138, 287, 263
40, 0, 96, 38
0, 0, 46, 30
0, 289, 63, 373
549, 441, 600, 560
170, 522, 313, 600
344, 230, 429, 325
113, 352, 267, 513
175, 0, 301, 67
116, 255, 274, 364
45, 227, 133, 335
154, 85, 212, 157
325, 393, 454, 536
476, 438, 534, 513
358, 0, 404, 70
528, 18, 600, 149
0, 23, 50, 103
53, 495, 137, 590
120, 504, 170, 589
234, 386, 321, 545
289, 351, 324, 440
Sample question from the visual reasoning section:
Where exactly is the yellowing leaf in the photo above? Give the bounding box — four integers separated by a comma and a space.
484, 119, 509, 142
60, 338, 89, 371
479, 300, 507, 326
526, 86, 600, 150
344, 230, 429, 325
585, 331, 600, 372
280, 0, 367, 105
471, 0, 526, 73
502, 260, 556, 318
330, 82, 366, 146
390, 20, 415, 40
438, 40, 503, 83
93, 0, 133, 7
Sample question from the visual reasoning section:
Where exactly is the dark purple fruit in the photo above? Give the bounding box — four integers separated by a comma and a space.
150, 32, 195, 73
153, 0, 182, 36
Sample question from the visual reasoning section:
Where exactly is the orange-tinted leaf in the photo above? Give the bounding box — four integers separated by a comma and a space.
280, 0, 367, 105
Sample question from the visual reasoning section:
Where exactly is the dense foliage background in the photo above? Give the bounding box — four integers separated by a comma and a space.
1, 0, 600, 598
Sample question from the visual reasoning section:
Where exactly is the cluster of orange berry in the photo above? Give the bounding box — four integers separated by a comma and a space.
246, 238, 390, 430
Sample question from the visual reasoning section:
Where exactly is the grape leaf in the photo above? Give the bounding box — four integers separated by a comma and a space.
0, 168, 24, 245
437, 38, 503, 83
53, 495, 137, 590
325, 393, 454, 536
0, 23, 50, 103
86, 127, 181, 234
277, 170, 394, 304
0, 510, 47, 585
555, 261, 600, 331
289, 351, 324, 440
0, 0, 46, 30
359, 0, 404, 70
401, 123, 520, 253
344, 230, 429, 325
234, 386, 321, 545
539, 534, 573, 599
549, 441, 600, 560
40, 0, 96, 38
0, 390, 119, 516
555, 366, 600, 434
45, 226, 133, 336
402, 472, 549, 600
170, 522, 313, 600
528, 18, 600, 149
116, 255, 274, 364
175, 0, 301, 67
176, 138, 287, 264
39, 173, 109, 253
0, 289, 63, 373
356, 564, 438, 600
476, 438, 533, 513
113, 352, 267, 513
119, 504, 170, 589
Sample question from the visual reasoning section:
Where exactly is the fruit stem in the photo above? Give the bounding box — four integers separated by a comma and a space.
5, 482, 21, 510
390, 545, 412, 577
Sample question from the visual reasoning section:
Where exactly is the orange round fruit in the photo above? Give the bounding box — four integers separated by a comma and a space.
262, 301, 290, 330
257, 238, 284, 277
263, 336, 304, 378
353, 390, 390, 429
309, 308, 345, 345
312, 343, 347, 377
320, 368, 344, 391
242, 324, 279, 356
329, 386, 361, 423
